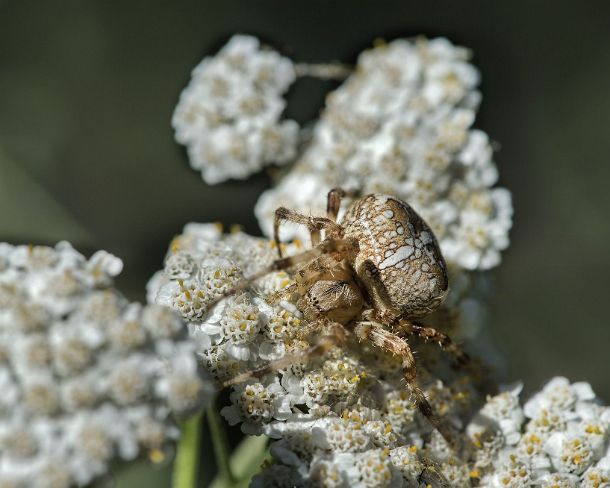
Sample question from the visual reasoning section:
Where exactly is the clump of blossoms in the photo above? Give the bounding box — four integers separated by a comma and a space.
246, 377, 610, 487
172, 34, 299, 184
152, 225, 605, 488
465, 377, 610, 487
255, 36, 512, 272
147, 222, 494, 487
0, 242, 213, 487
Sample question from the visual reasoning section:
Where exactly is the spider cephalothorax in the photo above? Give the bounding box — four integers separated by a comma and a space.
217, 188, 467, 445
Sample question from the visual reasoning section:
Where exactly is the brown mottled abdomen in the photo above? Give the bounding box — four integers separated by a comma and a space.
342, 194, 448, 318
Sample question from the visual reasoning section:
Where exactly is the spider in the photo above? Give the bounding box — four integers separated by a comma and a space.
212, 188, 468, 445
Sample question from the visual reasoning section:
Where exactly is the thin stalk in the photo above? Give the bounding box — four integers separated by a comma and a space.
172, 411, 203, 488
207, 404, 237, 485
209, 435, 271, 488
294, 62, 353, 80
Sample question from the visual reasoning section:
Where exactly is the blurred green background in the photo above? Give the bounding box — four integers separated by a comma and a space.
2, 1, 610, 486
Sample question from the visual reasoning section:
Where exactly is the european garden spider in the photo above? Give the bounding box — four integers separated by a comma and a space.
216, 188, 468, 445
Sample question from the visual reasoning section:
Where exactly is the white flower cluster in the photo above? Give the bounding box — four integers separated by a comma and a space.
0, 242, 212, 487
148, 224, 491, 488
248, 377, 610, 488
467, 377, 610, 487
172, 34, 299, 184
148, 226, 608, 487
255, 37, 512, 271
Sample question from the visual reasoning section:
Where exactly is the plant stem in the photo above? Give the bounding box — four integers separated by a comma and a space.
209, 435, 271, 488
172, 411, 203, 488
207, 404, 237, 485
294, 62, 353, 80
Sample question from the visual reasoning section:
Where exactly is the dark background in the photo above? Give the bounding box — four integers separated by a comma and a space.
1, 1, 609, 485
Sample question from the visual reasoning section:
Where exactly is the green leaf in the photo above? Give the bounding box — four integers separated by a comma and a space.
0, 149, 92, 245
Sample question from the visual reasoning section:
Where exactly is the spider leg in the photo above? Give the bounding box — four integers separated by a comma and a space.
223, 321, 347, 387
205, 237, 359, 311
274, 207, 343, 258
326, 187, 360, 222
357, 260, 467, 364
264, 283, 298, 304
310, 228, 321, 247
360, 259, 399, 314
394, 320, 470, 366
353, 320, 456, 447
326, 188, 345, 222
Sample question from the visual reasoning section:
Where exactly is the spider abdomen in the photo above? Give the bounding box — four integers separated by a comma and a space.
341, 194, 448, 318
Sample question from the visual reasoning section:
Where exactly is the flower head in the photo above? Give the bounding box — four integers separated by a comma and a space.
172, 34, 299, 184
0, 242, 213, 487
148, 223, 490, 487
255, 37, 512, 272
469, 377, 610, 487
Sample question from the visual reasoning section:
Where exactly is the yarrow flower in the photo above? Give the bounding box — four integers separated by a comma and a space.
255, 37, 513, 271
0, 242, 213, 487
467, 377, 610, 487
172, 34, 299, 184
147, 223, 491, 487
245, 378, 610, 487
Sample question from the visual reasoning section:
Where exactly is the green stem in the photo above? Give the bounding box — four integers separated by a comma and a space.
172, 412, 203, 488
210, 435, 271, 488
207, 405, 237, 485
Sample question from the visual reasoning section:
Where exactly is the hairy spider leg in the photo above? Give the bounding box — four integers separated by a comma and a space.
326, 188, 345, 222
352, 320, 457, 447
419, 458, 452, 487
310, 228, 321, 247
393, 320, 470, 366
222, 321, 347, 387
273, 207, 343, 258
358, 259, 402, 319
264, 283, 298, 305
205, 237, 359, 311
326, 187, 360, 222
